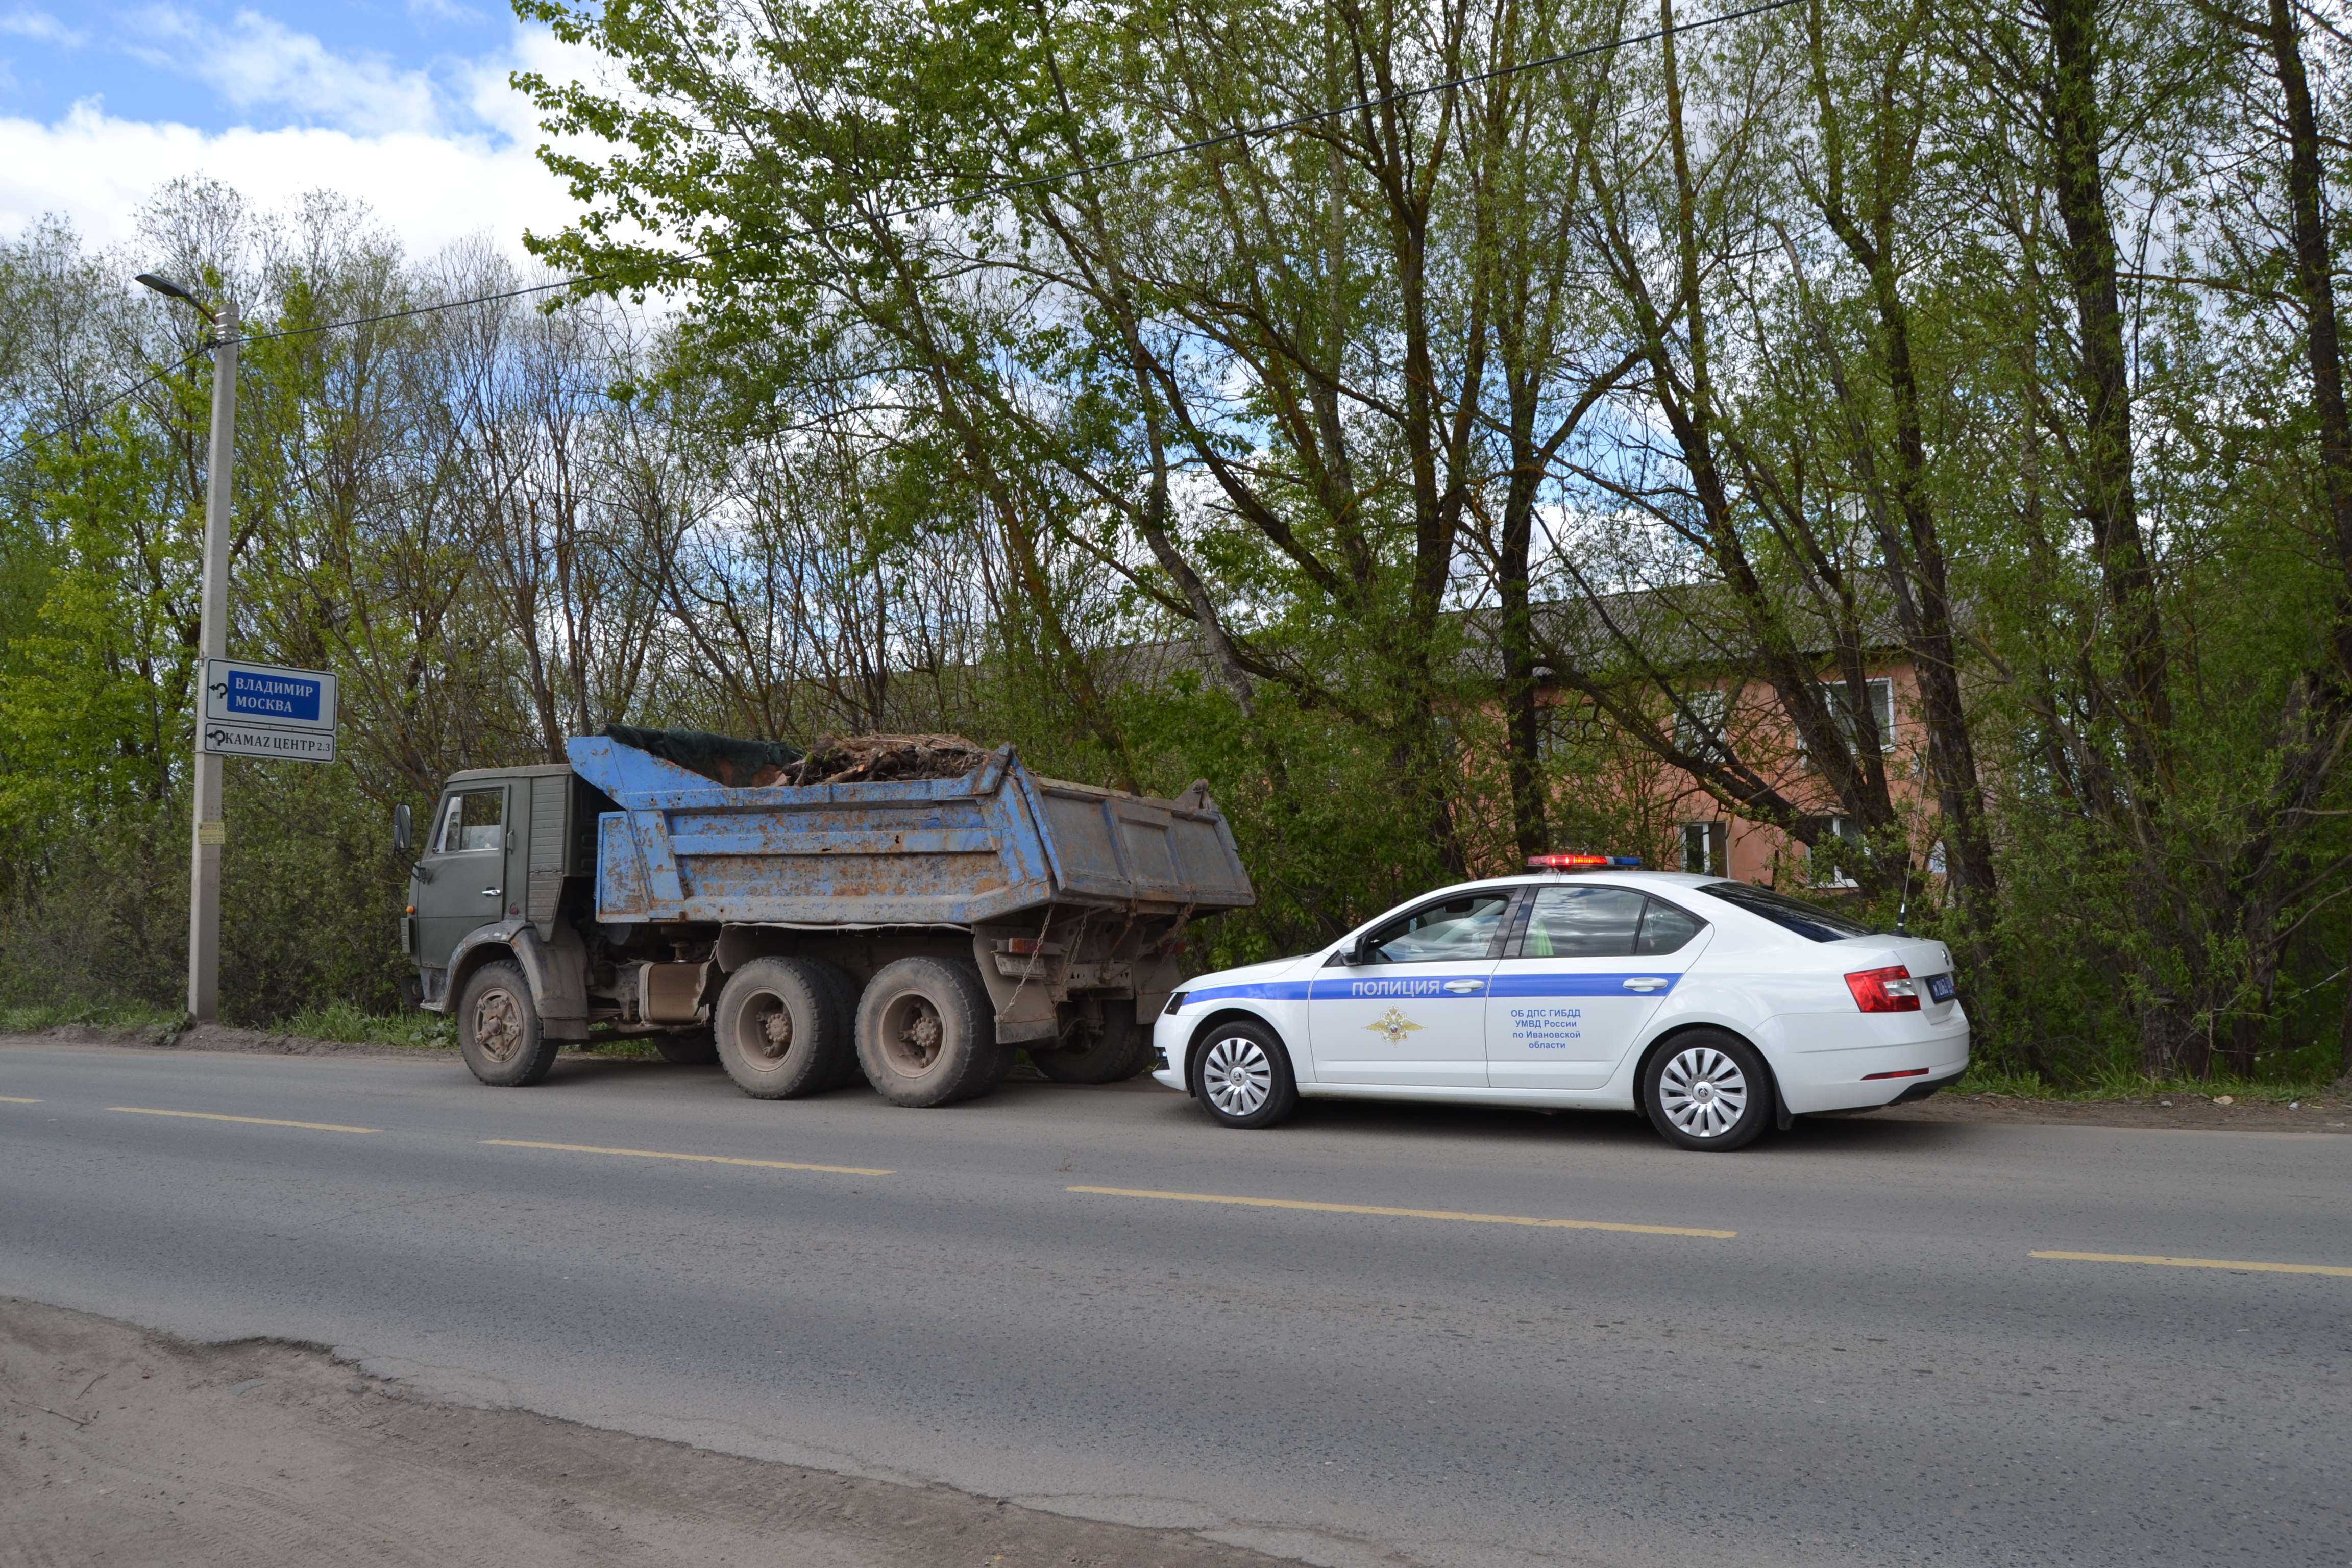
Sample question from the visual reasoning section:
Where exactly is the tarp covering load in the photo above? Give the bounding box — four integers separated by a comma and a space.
600, 725, 804, 787
781, 733, 991, 786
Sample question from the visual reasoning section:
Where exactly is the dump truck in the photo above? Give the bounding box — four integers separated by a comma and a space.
397, 730, 1255, 1105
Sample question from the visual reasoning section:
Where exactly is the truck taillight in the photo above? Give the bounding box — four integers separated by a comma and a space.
1845, 965, 1920, 1013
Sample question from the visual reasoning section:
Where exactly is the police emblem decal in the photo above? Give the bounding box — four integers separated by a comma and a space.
1365, 1007, 1425, 1046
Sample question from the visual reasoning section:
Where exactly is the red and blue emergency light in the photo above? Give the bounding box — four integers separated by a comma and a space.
1527, 853, 1643, 870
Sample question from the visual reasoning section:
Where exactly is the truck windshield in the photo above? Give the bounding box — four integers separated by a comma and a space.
437, 790, 503, 853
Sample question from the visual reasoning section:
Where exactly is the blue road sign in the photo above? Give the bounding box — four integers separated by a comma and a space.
200, 659, 337, 762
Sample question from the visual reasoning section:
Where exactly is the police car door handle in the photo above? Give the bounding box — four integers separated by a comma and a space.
1442, 979, 1484, 993
1623, 977, 1669, 992
480, 887, 501, 897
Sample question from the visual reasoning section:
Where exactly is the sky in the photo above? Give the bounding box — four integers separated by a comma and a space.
0, 0, 597, 265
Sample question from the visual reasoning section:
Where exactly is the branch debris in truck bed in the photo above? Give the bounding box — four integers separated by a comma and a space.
780, 733, 992, 786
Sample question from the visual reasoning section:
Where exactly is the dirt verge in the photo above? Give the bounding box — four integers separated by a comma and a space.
1840, 1089, 2352, 1133
0, 1295, 1296, 1568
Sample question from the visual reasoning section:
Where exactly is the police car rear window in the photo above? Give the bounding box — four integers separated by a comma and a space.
1699, 881, 1879, 942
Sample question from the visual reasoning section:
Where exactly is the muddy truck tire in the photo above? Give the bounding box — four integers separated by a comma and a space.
1031, 1000, 1151, 1084
459, 960, 561, 1087
654, 1031, 719, 1065
804, 958, 869, 1091
714, 958, 854, 1098
855, 957, 1004, 1107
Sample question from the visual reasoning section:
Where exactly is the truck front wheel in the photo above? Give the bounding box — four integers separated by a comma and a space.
855, 958, 1004, 1107
714, 958, 852, 1098
458, 960, 560, 1087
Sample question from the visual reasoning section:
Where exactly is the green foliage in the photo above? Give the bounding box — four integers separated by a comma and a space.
9, 1, 2352, 1096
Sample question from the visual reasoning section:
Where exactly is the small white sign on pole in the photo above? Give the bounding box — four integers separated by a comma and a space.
199, 659, 338, 763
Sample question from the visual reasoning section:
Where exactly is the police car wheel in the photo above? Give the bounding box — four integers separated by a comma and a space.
1641, 1030, 1770, 1151
1190, 1022, 1298, 1129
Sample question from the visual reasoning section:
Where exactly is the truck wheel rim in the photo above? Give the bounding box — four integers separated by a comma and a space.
1659, 1045, 1747, 1138
739, 995, 794, 1062
474, 989, 524, 1064
878, 993, 947, 1075
1203, 1036, 1272, 1116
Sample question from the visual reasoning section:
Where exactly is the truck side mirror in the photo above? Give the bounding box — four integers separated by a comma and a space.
392, 803, 411, 853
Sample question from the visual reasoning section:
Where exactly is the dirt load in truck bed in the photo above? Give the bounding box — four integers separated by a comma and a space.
780, 733, 991, 786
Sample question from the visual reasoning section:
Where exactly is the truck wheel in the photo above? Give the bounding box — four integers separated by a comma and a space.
655, 1030, 718, 1065
1033, 1000, 1150, 1084
803, 958, 869, 1091
714, 958, 852, 1099
855, 957, 1004, 1107
458, 960, 560, 1087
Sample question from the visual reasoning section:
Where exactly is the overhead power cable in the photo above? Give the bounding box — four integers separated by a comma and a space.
9, 0, 1804, 458
1, 341, 216, 468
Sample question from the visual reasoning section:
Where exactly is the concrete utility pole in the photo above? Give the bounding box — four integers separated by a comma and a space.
189, 298, 237, 1021
138, 274, 236, 1022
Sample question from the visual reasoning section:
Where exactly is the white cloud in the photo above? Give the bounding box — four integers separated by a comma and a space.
126, 5, 445, 138
0, 7, 85, 46
0, 22, 620, 267
0, 98, 572, 265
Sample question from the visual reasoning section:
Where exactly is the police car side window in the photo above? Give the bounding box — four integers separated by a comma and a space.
1633, 898, 1703, 955
1366, 895, 1511, 963
1521, 886, 1646, 959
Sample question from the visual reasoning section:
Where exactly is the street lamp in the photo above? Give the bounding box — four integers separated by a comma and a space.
138, 271, 237, 1023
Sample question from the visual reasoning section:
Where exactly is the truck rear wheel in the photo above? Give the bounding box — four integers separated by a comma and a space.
714, 958, 852, 1099
458, 960, 560, 1087
654, 1030, 718, 1065
803, 958, 869, 1091
855, 957, 1003, 1106
1032, 1000, 1149, 1084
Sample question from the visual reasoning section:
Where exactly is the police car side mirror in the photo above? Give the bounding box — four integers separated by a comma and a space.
1343, 937, 1370, 966
392, 803, 411, 853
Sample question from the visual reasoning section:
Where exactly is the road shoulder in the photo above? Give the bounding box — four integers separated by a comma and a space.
1, 1295, 1293, 1568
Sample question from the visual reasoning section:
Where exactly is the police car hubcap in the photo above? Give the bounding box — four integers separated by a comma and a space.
1660, 1046, 1748, 1138
1203, 1036, 1273, 1116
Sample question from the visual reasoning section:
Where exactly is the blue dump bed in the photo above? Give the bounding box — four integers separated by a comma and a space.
566, 734, 1255, 927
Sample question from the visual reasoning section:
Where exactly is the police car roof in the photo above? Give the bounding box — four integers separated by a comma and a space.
1424, 868, 1725, 900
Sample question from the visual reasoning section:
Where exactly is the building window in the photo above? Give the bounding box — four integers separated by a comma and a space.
1807, 816, 1863, 888
1819, 677, 1895, 754
1681, 820, 1727, 877
1675, 689, 1728, 759
1537, 697, 1607, 763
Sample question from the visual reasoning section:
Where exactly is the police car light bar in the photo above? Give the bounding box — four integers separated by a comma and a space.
1527, 854, 1642, 870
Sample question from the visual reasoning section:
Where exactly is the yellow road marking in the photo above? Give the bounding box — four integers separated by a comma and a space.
110, 1107, 377, 1134
482, 1140, 892, 1177
2032, 1250, 2352, 1279
1068, 1185, 1735, 1239
0, 1096, 41, 1104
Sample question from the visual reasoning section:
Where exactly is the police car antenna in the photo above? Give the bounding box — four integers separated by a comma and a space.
1895, 855, 1914, 936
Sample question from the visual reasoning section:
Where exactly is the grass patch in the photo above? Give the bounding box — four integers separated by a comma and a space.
0, 1000, 187, 1042
575, 1033, 670, 1059
274, 1001, 455, 1050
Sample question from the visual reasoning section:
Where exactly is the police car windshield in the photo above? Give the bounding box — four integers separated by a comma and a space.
1699, 881, 1879, 942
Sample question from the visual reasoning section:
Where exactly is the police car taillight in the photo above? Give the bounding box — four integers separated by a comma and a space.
1845, 965, 1920, 1013
1528, 854, 1642, 871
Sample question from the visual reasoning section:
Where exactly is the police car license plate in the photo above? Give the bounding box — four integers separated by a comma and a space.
1927, 973, 1956, 1003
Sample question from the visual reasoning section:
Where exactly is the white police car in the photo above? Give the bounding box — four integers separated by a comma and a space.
1150, 857, 1968, 1150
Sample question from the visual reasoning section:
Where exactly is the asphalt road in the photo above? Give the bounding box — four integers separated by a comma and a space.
1, 1040, 2344, 1568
